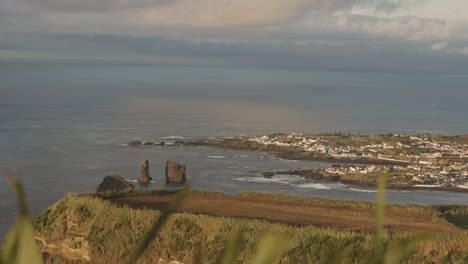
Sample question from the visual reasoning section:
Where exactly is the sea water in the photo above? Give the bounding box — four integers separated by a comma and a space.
1, 59, 467, 238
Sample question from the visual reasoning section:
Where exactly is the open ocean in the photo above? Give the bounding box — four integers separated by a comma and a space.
1, 59, 468, 239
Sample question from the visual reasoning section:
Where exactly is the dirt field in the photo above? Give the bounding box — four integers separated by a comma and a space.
108, 195, 466, 233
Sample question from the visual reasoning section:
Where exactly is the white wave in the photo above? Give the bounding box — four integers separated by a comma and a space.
348, 188, 377, 193
295, 183, 332, 190
274, 174, 301, 178
234, 175, 304, 185
115, 143, 128, 146
207, 156, 225, 159
161, 136, 185, 139
126, 179, 155, 183
233, 177, 290, 185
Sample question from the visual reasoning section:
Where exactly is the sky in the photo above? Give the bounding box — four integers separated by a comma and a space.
1, 0, 468, 74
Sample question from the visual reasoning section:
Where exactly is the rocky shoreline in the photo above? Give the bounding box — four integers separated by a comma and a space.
124, 139, 468, 193
96, 159, 187, 192
186, 140, 411, 166
269, 169, 468, 193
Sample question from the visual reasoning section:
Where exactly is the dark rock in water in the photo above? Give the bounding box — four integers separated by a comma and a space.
174, 141, 185, 146
128, 140, 143, 146
157, 142, 165, 146
165, 161, 187, 183
261, 172, 274, 178
138, 159, 153, 183
127, 140, 154, 146
97, 175, 134, 192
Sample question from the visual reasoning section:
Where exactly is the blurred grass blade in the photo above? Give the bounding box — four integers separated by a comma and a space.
0, 173, 43, 264
372, 166, 387, 264
125, 182, 191, 264
193, 245, 208, 264
215, 227, 242, 264
250, 233, 287, 264
319, 241, 358, 264
384, 233, 431, 264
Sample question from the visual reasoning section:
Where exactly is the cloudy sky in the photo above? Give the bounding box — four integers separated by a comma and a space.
1, 0, 468, 73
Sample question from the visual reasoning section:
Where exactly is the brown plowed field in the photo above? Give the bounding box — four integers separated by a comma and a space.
108, 195, 466, 233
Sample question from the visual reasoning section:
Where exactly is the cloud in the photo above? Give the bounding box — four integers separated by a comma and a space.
13, 0, 413, 28
460, 48, 468, 55
1, 0, 468, 75
20, 0, 173, 12
373, 0, 414, 13
357, 0, 429, 14
430, 41, 448, 51
334, 15, 468, 41
3, 0, 465, 43
449, 47, 468, 56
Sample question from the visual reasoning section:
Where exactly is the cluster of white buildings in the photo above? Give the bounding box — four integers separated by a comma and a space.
409, 162, 468, 187
249, 135, 325, 148
404, 135, 468, 158
248, 133, 468, 187
249, 134, 467, 162
323, 163, 468, 187
325, 165, 378, 175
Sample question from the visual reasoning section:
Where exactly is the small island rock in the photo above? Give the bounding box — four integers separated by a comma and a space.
261, 172, 274, 178
127, 140, 143, 146
165, 161, 187, 183
138, 159, 153, 183
97, 175, 134, 192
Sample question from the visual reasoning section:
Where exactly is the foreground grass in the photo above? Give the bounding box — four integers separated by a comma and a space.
32, 191, 468, 264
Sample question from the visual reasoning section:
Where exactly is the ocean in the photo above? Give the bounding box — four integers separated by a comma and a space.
1, 58, 467, 239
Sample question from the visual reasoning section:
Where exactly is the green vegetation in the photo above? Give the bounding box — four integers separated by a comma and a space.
0, 174, 44, 264
441, 215, 468, 229
2, 172, 468, 264
34, 194, 468, 263
29, 189, 467, 263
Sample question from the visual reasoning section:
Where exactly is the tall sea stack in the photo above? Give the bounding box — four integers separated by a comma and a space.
165, 161, 187, 183
137, 159, 153, 183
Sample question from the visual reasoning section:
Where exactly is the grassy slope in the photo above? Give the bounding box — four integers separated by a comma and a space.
33, 191, 468, 264
442, 215, 468, 229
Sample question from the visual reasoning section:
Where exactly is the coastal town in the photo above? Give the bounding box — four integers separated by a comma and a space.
127, 133, 468, 189
246, 133, 468, 189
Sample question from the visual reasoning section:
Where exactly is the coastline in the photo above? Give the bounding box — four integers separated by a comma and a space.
185, 140, 468, 194
269, 169, 468, 193
187, 141, 414, 166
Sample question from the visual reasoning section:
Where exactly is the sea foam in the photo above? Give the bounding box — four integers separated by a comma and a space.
295, 183, 332, 190
207, 156, 225, 159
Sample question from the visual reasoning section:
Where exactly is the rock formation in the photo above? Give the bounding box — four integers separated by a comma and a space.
165, 161, 187, 183
137, 159, 153, 183
261, 172, 274, 178
127, 140, 143, 146
96, 175, 133, 192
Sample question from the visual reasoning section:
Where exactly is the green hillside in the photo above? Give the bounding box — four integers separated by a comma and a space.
32, 191, 468, 264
